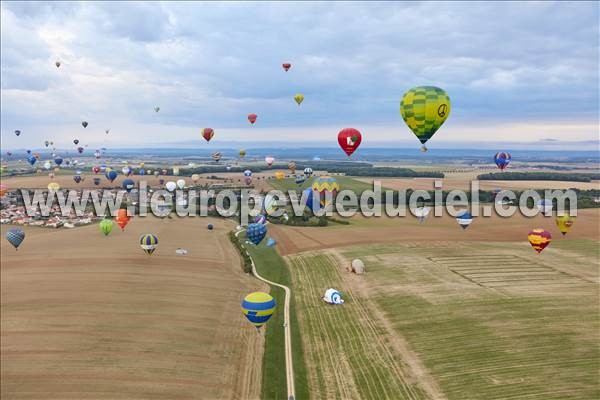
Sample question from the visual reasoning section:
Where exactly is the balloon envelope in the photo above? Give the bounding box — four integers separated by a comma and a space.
246, 223, 267, 245
242, 292, 276, 329
294, 93, 304, 105
337, 128, 362, 156
99, 219, 114, 236
6, 228, 25, 250
165, 181, 177, 191
140, 234, 159, 255
528, 228, 552, 253
400, 86, 450, 150
555, 214, 574, 236
494, 152, 512, 170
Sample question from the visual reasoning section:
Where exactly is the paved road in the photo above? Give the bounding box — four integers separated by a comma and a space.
235, 229, 295, 400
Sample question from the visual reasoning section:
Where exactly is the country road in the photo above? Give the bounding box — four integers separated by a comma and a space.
235, 229, 295, 400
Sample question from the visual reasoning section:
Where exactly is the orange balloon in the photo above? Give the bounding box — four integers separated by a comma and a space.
116, 209, 132, 231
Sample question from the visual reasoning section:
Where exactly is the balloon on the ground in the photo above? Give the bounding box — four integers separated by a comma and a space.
99, 219, 113, 236
166, 181, 177, 191
282, 63, 291, 71
337, 128, 362, 156
400, 86, 451, 151
266, 238, 276, 247
242, 292, 276, 329
494, 152, 512, 170
415, 206, 431, 223
116, 209, 131, 231
323, 288, 344, 304
140, 234, 159, 255
6, 228, 25, 250
294, 93, 304, 105
248, 114, 257, 124
537, 199, 553, 216
555, 213, 574, 236
207, 224, 214, 231
456, 211, 473, 230
246, 223, 267, 245
528, 228, 552, 254
105, 170, 118, 182
202, 128, 214, 142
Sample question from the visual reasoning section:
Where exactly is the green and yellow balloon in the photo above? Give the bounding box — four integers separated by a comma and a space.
241, 292, 276, 330
99, 218, 114, 236
400, 86, 451, 152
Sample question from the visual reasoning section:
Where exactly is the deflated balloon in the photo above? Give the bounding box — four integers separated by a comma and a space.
400, 86, 450, 151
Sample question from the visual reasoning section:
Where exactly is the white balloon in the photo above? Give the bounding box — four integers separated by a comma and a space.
165, 181, 177, 192
176, 179, 186, 189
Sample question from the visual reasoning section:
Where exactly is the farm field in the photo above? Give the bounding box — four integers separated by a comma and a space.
287, 239, 599, 399
1, 217, 264, 400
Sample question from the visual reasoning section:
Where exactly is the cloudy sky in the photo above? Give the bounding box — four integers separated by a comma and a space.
1, 1, 598, 150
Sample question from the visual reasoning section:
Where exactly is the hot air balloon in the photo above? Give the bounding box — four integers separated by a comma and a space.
176, 179, 186, 190
400, 86, 451, 151
14, 130, 21, 136
494, 152, 512, 170
73, 175, 82, 184
415, 206, 431, 223
265, 156, 275, 167
27, 155, 37, 166
74, 139, 79, 145
555, 213, 574, 236
242, 292, 276, 330
537, 199, 553, 216
6, 228, 25, 250
294, 93, 304, 105
172, 167, 180, 176
288, 161, 296, 174
54, 157, 63, 166
191, 174, 200, 183
77, 147, 84, 154
207, 224, 214, 231
94, 150, 101, 159
6, 151, 12, 157
266, 238, 276, 247
338, 128, 362, 157
93, 177, 101, 185
106, 170, 118, 182
528, 228, 552, 254
82, 121, 88, 128
92, 166, 100, 174
105, 129, 110, 134
165, 181, 177, 191
44, 140, 50, 147
239, 149, 246, 159
282, 63, 291, 71
153, 171, 160, 177
275, 171, 285, 180
246, 223, 267, 245
116, 209, 131, 231
122, 178, 135, 192
255, 214, 267, 225
312, 176, 339, 208
295, 175, 306, 185
47, 182, 60, 191
44, 161, 52, 170
211, 152, 222, 162
161, 169, 168, 175
140, 234, 158, 255
122, 166, 132, 176
303, 167, 313, 177
202, 128, 214, 142
456, 211, 473, 230
244, 176, 252, 185
248, 114, 257, 124
244, 169, 252, 177
159, 178, 165, 185
99, 219, 114, 236
154, 106, 160, 113
0, 184, 7, 198
138, 168, 145, 176
55, 60, 61, 68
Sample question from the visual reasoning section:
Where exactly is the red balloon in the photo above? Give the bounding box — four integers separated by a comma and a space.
92, 166, 100, 174
248, 114, 257, 124
282, 63, 291, 72
202, 128, 214, 142
337, 128, 362, 157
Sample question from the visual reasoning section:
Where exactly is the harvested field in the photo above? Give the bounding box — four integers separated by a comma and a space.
1, 217, 265, 399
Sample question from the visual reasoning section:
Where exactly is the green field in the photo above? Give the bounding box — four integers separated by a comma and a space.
287, 252, 429, 400
242, 239, 309, 400
339, 240, 600, 400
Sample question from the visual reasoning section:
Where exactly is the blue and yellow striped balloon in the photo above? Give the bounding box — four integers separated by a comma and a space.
139, 233, 158, 255
242, 292, 276, 329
